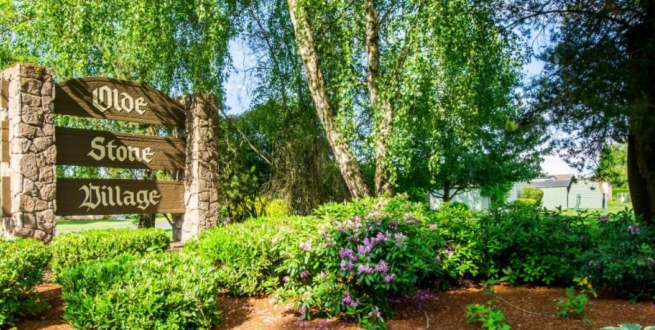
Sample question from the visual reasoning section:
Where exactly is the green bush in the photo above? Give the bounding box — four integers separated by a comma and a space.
575, 210, 655, 300
59, 252, 220, 329
276, 197, 444, 329
184, 216, 324, 296
50, 228, 170, 278
0, 238, 51, 327
513, 198, 537, 207
521, 186, 544, 204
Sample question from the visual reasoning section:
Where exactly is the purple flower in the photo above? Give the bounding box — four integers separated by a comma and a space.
394, 233, 407, 246
375, 260, 389, 274
358, 264, 373, 274
368, 306, 381, 319
283, 276, 290, 283
434, 255, 441, 262
299, 241, 312, 251
298, 306, 307, 315
342, 292, 359, 307
599, 215, 609, 223
628, 223, 641, 235
300, 270, 310, 279
428, 224, 438, 230
384, 273, 395, 283
339, 248, 358, 261
340, 260, 353, 271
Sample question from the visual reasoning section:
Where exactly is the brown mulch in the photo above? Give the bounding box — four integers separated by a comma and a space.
15, 283, 655, 330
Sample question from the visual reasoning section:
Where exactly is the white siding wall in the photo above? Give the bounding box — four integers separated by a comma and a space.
429, 189, 490, 211
568, 181, 605, 209
541, 187, 569, 209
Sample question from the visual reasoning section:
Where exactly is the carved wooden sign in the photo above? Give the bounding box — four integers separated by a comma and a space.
54, 77, 186, 127
56, 127, 185, 171
56, 178, 185, 216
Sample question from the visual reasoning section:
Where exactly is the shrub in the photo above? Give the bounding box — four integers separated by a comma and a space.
0, 238, 51, 327
59, 252, 220, 329
50, 228, 170, 278
574, 210, 655, 300
275, 197, 444, 329
521, 186, 544, 204
184, 216, 324, 296
513, 198, 537, 207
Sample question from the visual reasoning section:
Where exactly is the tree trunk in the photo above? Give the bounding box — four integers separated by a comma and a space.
626, 3, 655, 225
628, 134, 655, 224
287, 0, 370, 199
443, 181, 451, 202
364, 0, 394, 197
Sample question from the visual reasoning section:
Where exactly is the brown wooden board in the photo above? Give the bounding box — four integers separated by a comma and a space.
2, 177, 10, 217
54, 77, 185, 127
56, 127, 185, 171
1, 79, 8, 109
1, 121, 8, 162
56, 178, 185, 216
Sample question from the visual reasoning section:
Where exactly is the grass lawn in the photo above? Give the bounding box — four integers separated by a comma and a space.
56, 216, 171, 231
558, 200, 632, 216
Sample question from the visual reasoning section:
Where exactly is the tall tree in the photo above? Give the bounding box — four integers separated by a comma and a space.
286, 0, 539, 199
594, 144, 628, 188
506, 0, 655, 223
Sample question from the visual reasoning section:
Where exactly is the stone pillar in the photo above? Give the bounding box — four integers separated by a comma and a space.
178, 93, 219, 242
0, 64, 56, 242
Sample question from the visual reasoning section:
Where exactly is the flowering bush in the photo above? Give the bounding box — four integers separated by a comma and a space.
275, 196, 444, 329
574, 209, 655, 299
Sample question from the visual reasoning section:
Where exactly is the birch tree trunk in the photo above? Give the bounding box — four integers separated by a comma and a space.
364, 0, 394, 196
287, 0, 370, 199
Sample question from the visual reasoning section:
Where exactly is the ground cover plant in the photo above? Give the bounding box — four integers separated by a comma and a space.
0, 238, 51, 327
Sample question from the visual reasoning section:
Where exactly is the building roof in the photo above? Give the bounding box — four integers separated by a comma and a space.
528, 173, 574, 188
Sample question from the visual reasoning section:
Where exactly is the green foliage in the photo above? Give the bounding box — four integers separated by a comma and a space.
595, 144, 628, 188
521, 187, 544, 204
275, 197, 443, 329
59, 252, 220, 329
554, 277, 595, 319
265, 199, 291, 218
0, 238, 51, 327
50, 228, 170, 278
574, 210, 655, 299
183, 216, 324, 296
465, 301, 510, 330
512, 198, 537, 207
601, 324, 655, 330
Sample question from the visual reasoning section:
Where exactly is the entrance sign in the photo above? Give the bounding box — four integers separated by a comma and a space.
54, 77, 186, 126
57, 178, 185, 216
56, 127, 185, 170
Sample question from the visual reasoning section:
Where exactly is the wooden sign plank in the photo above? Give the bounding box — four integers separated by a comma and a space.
54, 77, 185, 127
1, 79, 8, 109
2, 176, 10, 217
56, 178, 185, 216
56, 127, 185, 171
1, 121, 8, 162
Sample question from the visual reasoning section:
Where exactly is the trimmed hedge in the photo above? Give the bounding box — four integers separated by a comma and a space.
50, 228, 170, 278
0, 238, 51, 327
59, 252, 221, 329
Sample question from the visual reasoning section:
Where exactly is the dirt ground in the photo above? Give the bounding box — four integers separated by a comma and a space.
15, 283, 655, 330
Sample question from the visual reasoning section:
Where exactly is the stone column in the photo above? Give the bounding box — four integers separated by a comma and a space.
178, 93, 219, 242
0, 64, 56, 242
